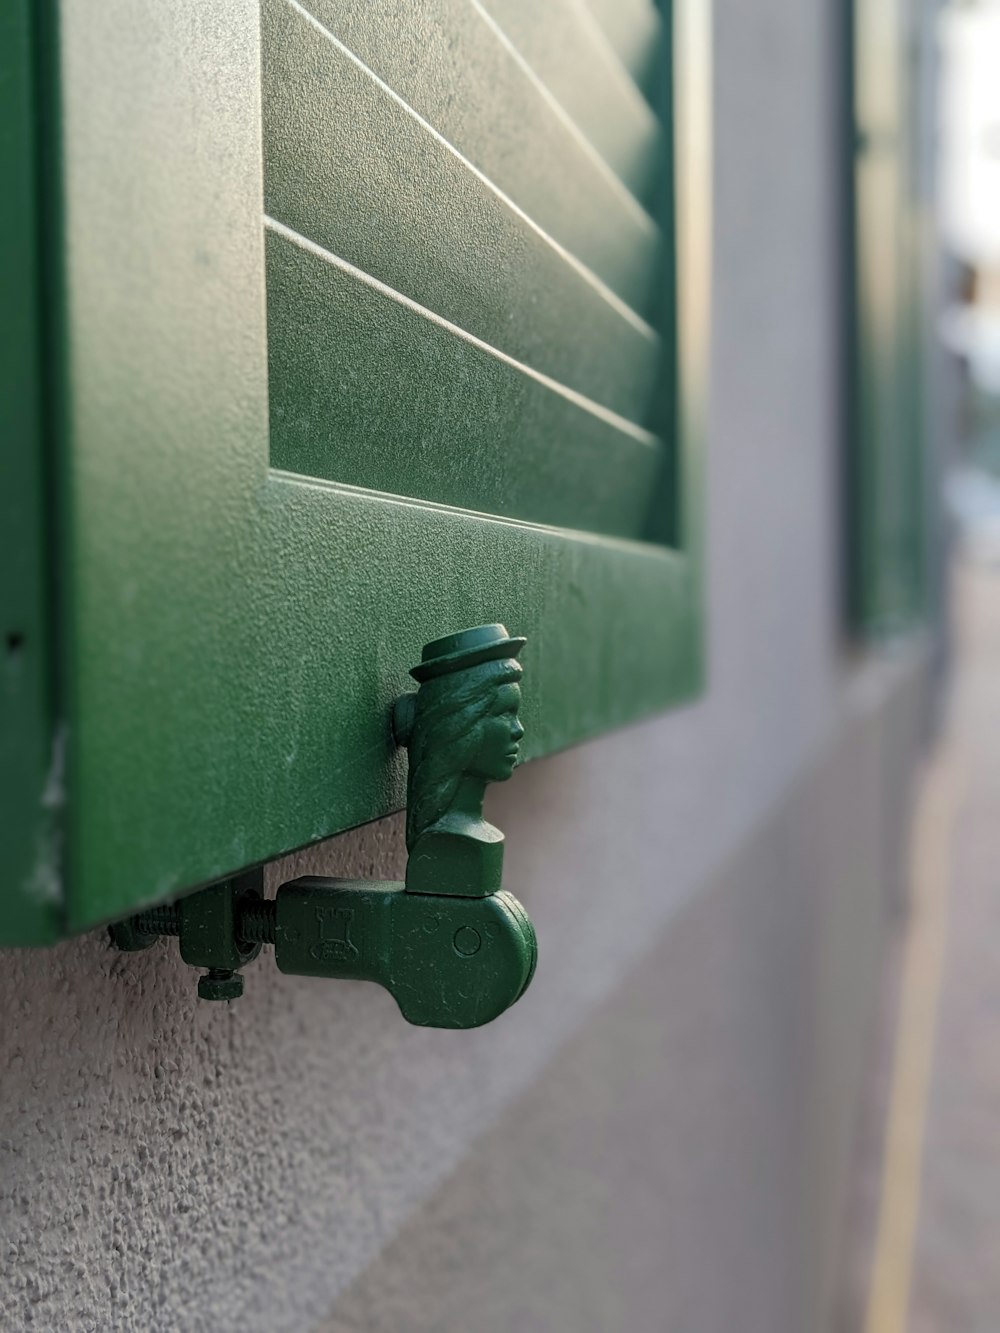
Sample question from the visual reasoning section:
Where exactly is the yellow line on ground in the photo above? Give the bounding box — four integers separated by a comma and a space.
864, 751, 962, 1333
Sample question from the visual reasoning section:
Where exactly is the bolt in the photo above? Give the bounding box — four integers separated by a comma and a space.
237, 899, 277, 945
197, 968, 244, 1002
130, 904, 181, 937
112, 895, 276, 1002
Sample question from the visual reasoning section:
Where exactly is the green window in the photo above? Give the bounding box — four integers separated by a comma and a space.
1, 0, 709, 944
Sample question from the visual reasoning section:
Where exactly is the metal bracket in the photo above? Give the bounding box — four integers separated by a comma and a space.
109, 626, 537, 1029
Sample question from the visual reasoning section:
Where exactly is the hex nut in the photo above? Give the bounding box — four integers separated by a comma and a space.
197, 969, 244, 1002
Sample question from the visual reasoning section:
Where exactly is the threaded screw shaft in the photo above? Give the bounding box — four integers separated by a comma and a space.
129, 898, 277, 946
131, 904, 181, 937
237, 899, 277, 946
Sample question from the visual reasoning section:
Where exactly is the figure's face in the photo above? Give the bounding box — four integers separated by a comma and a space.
467, 682, 524, 782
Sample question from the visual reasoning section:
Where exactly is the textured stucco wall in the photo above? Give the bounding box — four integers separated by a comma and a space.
0, 0, 932, 1329
323, 655, 928, 1333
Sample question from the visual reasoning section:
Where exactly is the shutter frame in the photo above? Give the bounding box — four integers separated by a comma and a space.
2, 0, 710, 937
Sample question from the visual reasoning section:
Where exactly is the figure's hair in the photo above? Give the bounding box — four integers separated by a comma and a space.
404, 658, 522, 849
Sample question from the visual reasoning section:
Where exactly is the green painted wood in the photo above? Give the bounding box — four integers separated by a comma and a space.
3, 0, 708, 938
298, 0, 661, 316
0, 0, 62, 944
848, 0, 926, 634
584, 0, 664, 96
482, 0, 665, 204
262, 0, 659, 426
266, 223, 662, 539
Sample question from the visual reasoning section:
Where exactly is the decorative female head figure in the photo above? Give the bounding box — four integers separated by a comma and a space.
394, 625, 526, 852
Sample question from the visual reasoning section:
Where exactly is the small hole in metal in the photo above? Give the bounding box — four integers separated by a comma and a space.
6, 631, 25, 658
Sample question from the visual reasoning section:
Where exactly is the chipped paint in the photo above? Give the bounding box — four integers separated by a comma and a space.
22, 726, 67, 907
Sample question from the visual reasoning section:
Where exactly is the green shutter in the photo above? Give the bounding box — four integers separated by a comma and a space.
1, 0, 709, 942
847, 0, 927, 634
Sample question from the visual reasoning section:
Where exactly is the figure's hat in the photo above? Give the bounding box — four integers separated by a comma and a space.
409, 624, 526, 683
